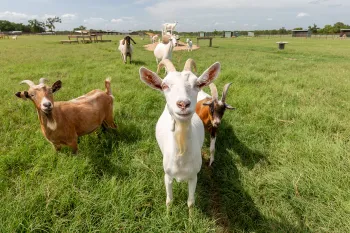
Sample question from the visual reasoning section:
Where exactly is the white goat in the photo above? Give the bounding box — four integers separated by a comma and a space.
154, 35, 176, 64
12, 35, 17, 40
187, 39, 193, 51
162, 21, 178, 35
139, 59, 221, 209
118, 36, 136, 64
151, 35, 159, 44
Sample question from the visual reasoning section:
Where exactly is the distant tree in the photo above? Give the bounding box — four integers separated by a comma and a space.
322, 24, 334, 34
308, 23, 319, 33
332, 22, 350, 33
278, 27, 287, 34
212, 29, 219, 36
28, 19, 45, 33
73, 25, 87, 31
45, 16, 61, 32
293, 27, 303, 30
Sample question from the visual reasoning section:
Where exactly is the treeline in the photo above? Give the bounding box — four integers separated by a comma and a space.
0, 17, 61, 33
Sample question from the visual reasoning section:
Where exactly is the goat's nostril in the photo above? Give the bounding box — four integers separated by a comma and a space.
176, 100, 191, 109
43, 102, 52, 108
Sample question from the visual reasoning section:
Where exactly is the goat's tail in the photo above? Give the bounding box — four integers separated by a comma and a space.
105, 78, 113, 96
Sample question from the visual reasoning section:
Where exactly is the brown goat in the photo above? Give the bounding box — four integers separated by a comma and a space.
15, 78, 117, 153
196, 83, 235, 165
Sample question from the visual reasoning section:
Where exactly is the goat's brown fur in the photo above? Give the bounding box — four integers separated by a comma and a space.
15, 79, 116, 153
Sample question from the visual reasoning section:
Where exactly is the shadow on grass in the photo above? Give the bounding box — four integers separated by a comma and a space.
132, 60, 147, 66
82, 120, 142, 178
197, 121, 310, 232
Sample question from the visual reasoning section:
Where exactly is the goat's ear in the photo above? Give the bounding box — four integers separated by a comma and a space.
52, 80, 62, 93
15, 91, 29, 100
139, 67, 163, 91
197, 62, 221, 88
225, 104, 236, 110
122, 39, 125, 45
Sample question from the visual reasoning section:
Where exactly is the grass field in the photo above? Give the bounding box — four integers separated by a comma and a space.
1, 35, 350, 232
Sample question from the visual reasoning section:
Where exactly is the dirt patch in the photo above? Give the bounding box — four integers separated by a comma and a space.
143, 41, 200, 51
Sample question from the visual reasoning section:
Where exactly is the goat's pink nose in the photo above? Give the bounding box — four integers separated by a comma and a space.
176, 100, 191, 110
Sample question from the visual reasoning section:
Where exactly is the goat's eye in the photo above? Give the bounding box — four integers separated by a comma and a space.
161, 83, 169, 90
30, 94, 35, 97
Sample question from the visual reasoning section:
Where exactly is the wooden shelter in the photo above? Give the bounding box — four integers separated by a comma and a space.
292, 30, 311, 37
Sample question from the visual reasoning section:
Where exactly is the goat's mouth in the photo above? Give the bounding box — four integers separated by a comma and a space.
175, 111, 193, 119
41, 108, 53, 114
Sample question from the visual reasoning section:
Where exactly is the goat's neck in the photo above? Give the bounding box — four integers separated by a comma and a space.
36, 108, 58, 131
173, 119, 191, 157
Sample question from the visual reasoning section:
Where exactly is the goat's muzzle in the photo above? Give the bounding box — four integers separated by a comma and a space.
176, 100, 191, 110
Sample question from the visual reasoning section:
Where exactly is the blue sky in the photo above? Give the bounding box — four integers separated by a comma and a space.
1, 0, 348, 31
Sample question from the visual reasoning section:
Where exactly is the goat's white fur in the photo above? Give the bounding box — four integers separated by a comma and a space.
139, 59, 221, 208
162, 21, 178, 36
154, 36, 176, 64
118, 38, 133, 64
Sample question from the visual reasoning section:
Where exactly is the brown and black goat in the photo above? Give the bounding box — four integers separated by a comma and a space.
196, 83, 235, 165
15, 78, 117, 153
118, 36, 136, 64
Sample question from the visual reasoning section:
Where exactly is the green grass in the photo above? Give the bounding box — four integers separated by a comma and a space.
1, 35, 350, 232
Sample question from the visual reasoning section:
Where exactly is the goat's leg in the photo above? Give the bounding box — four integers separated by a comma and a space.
104, 107, 117, 129
54, 144, 61, 151
164, 174, 173, 207
68, 139, 78, 154
187, 175, 197, 208
129, 54, 132, 64
209, 135, 216, 166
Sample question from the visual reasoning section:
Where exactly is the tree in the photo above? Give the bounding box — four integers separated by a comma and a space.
73, 25, 87, 31
45, 16, 61, 32
308, 23, 319, 33
28, 19, 45, 33
278, 27, 287, 34
293, 27, 303, 30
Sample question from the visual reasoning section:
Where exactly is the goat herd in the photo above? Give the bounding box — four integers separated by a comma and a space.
15, 36, 234, 210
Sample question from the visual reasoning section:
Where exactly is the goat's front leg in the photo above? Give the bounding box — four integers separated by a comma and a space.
164, 174, 173, 208
209, 135, 216, 166
54, 144, 61, 152
68, 138, 78, 154
187, 175, 197, 208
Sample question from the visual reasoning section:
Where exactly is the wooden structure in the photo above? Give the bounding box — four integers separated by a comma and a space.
197, 37, 213, 47
340, 29, 350, 37
61, 30, 111, 44
223, 31, 233, 38
292, 30, 311, 37
276, 41, 288, 50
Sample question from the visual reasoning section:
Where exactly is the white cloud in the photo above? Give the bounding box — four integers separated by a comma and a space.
296, 12, 310, 18
252, 24, 258, 27
231, 20, 236, 23
0, 11, 29, 20
61, 14, 77, 20
244, 23, 249, 26
267, 18, 273, 21
111, 18, 123, 23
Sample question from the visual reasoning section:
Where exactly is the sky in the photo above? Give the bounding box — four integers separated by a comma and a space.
0, 0, 348, 31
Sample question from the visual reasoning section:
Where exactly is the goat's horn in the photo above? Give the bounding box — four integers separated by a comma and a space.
20, 80, 35, 87
39, 78, 48, 84
157, 59, 176, 73
183, 58, 197, 73
221, 82, 232, 103
209, 83, 218, 100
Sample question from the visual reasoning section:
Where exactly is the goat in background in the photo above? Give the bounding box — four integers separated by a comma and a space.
118, 36, 136, 64
196, 83, 235, 166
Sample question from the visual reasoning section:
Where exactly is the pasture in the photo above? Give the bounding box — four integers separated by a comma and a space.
0, 35, 349, 232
